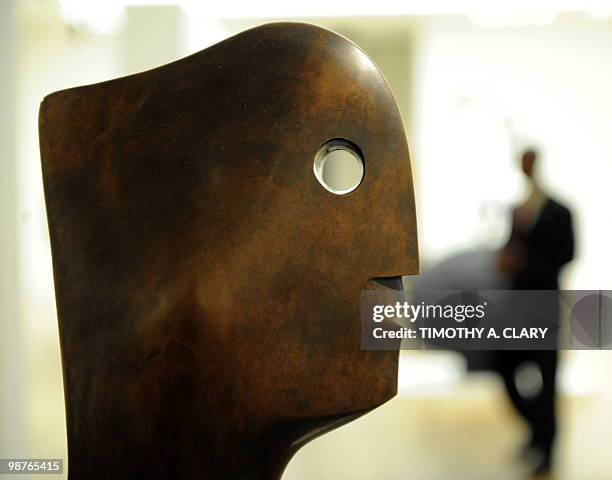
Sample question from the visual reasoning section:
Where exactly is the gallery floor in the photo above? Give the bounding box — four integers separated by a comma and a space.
284, 352, 612, 480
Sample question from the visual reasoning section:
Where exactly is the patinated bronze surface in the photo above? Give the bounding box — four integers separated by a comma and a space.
39, 22, 419, 479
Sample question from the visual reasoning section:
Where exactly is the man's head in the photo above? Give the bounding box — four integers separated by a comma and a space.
521, 148, 538, 178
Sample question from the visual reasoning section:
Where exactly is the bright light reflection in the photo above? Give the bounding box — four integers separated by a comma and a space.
57, 0, 612, 35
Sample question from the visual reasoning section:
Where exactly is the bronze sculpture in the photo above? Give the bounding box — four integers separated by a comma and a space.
39, 22, 418, 479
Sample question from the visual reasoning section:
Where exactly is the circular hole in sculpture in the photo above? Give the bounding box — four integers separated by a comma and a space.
313, 139, 364, 195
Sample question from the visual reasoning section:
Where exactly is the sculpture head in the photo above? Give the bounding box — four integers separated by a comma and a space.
39, 22, 418, 479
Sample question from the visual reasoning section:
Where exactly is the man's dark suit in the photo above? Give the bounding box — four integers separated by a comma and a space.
497, 197, 574, 471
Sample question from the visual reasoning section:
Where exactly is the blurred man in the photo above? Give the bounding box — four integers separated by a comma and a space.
496, 148, 575, 478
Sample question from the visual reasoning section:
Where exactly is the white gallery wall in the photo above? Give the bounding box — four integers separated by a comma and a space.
0, 0, 25, 459
411, 14, 612, 290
